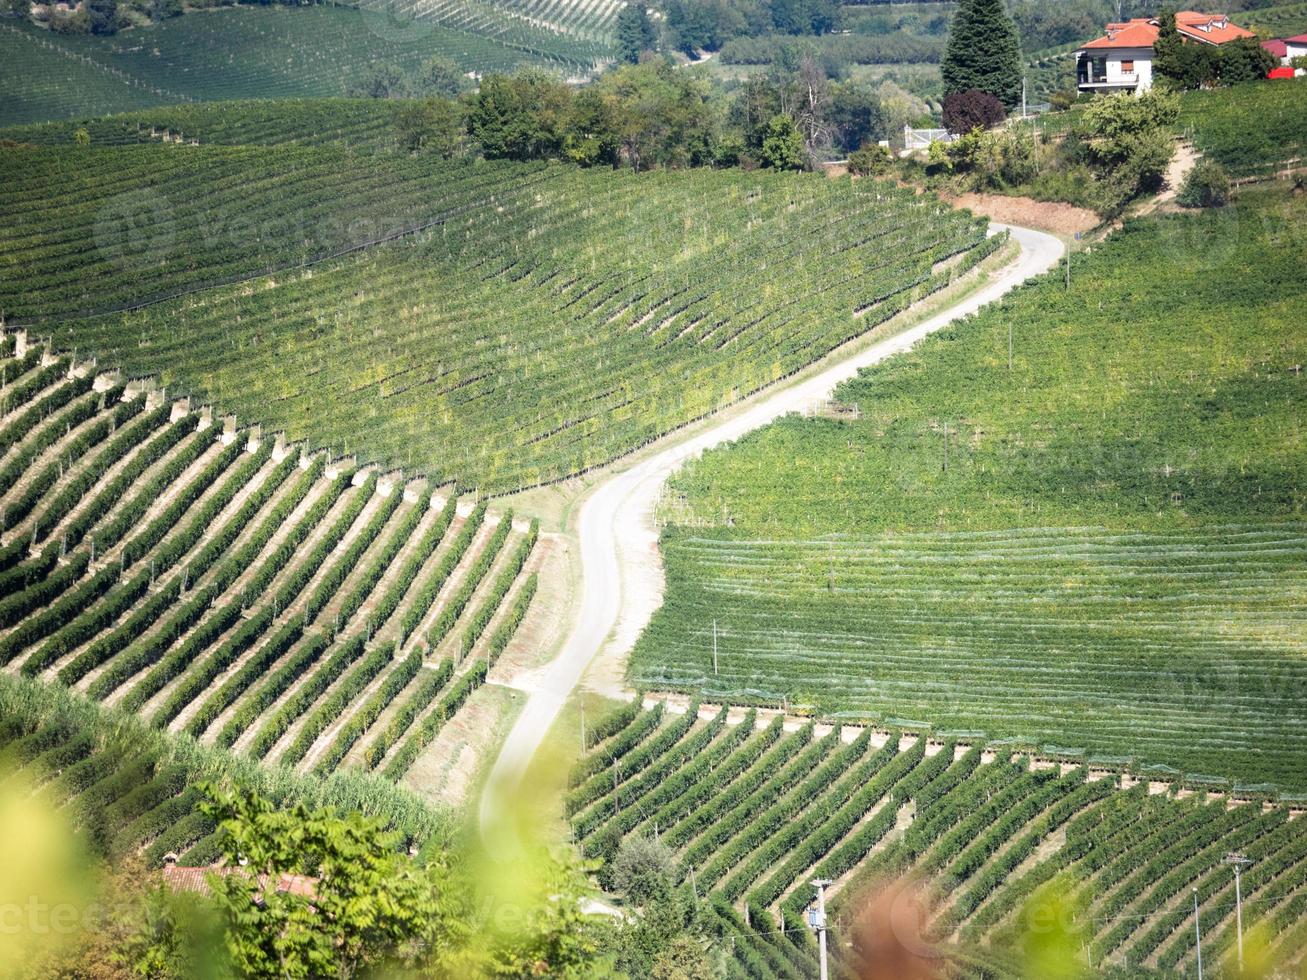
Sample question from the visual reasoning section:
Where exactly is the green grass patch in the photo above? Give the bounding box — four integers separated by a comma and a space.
635, 185, 1307, 789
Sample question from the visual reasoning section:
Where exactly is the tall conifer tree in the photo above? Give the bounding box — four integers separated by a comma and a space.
941, 0, 1023, 109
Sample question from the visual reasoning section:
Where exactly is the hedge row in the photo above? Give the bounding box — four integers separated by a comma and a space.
230, 459, 346, 607
459, 520, 538, 659
942, 777, 1114, 932
347, 494, 456, 639
721, 733, 911, 903
576, 706, 728, 840
755, 739, 931, 911
328, 489, 429, 634
183, 626, 322, 738
482, 572, 536, 667
662, 720, 809, 853
99, 599, 242, 705
566, 703, 700, 818
674, 723, 820, 861
423, 510, 513, 651
301, 478, 402, 625
398, 501, 486, 644
582, 698, 642, 754
211, 631, 329, 747
381, 660, 488, 781
312, 649, 424, 774
362, 659, 453, 771
1, 360, 83, 448
247, 634, 368, 759
633, 712, 774, 841
277, 641, 393, 766
16, 441, 270, 675
0, 383, 125, 503
567, 704, 665, 790
1, 389, 139, 541
263, 471, 375, 618
151, 611, 304, 729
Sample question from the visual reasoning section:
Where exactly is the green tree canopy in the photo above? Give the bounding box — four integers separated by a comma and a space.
198, 784, 461, 979
760, 113, 806, 169
941, 0, 1023, 109
616, 3, 658, 63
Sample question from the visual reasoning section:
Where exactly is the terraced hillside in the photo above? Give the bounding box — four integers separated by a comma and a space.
634, 185, 1307, 790
571, 701, 1307, 977
0, 98, 414, 150
0, 334, 540, 786
0, 672, 446, 867
0, 147, 545, 317
1179, 77, 1307, 178
2, 142, 995, 492
0, 7, 606, 127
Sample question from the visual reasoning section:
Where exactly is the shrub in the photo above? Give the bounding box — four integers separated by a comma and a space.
1177, 159, 1230, 208
609, 835, 678, 905
847, 142, 892, 177
942, 89, 1006, 136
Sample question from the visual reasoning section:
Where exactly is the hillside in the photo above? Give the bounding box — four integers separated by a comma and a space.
0, 671, 447, 864
634, 184, 1307, 790
1, 135, 995, 492
0, 8, 607, 127
0, 334, 541, 787
570, 701, 1307, 975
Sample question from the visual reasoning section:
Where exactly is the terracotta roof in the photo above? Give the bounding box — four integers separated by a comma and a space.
1263, 39, 1288, 57
1079, 13, 1253, 50
1285, 34, 1307, 43
161, 862, 319, 902
1081, 19, 1159, 50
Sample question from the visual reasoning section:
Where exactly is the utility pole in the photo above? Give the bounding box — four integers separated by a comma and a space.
809, 879, 832, 980
1022, 76, 1027, 120
712, 619, 718, 676
1193, 888, 1204, 980
1225, 852, 1251, 971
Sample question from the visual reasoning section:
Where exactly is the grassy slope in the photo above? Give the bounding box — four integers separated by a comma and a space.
635, 185, 1307, 788
6, 140, 990, 491
1179, 77, 1307, 177
0, 8, 597, 127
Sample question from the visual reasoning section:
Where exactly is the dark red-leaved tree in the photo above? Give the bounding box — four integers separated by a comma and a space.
942, 89, 1007, 135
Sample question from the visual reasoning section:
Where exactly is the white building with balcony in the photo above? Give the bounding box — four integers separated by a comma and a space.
1075, 12, 1254, 94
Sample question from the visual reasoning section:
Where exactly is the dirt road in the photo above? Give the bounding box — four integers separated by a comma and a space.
479, 223, 1065, 840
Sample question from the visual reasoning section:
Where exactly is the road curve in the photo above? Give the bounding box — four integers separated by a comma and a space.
479, 223, 1065, 842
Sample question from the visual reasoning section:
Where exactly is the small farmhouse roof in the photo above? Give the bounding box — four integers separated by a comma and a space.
160, 856, 318, 901
1285, 33, 1307, 43
1079, 12, 1254, 50
1264, 39, 1289, 58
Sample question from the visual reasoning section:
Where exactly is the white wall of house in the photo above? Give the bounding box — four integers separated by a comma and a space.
1076, 47, 1154, 92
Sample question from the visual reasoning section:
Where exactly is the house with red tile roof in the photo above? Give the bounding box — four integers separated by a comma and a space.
160, 853, 319, 904
1075, 12, 1255, 93
1262, 34, 1307, 75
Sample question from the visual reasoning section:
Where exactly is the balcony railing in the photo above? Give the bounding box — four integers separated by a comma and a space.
1078, 72, 1140, 86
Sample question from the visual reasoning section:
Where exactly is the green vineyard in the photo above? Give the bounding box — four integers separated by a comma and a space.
0, 672, 447, 866
0, 334, 540, 786
2, 139, 995, 492
571, 699, 1307, 978
0, 98, 414, 150
1180, 77, 1307, 178
635, 185, 1307, 790
0, 7, 606, 127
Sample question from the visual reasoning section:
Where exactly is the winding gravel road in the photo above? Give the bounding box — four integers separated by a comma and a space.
479, 223, 1065, 838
